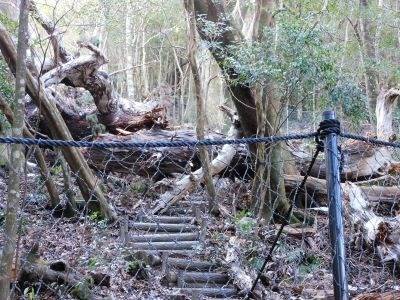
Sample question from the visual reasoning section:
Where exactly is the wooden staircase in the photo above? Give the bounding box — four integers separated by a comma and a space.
127, 201, 238, 298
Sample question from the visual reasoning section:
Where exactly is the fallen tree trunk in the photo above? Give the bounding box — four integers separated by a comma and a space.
289, 140, 393, 180
342, 182, 400, 263
225, 236, 262, 299
27, 90, 168, 140
285, 174, 400, 207
286, 175, 400, 263
84, 128, 251, 179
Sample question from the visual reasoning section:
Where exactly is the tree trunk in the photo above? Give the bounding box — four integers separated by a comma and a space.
0, 1, 28, 297
186, 0, 218, 215
359, 0, 380, 119
190, 0, 296, 222
376, 88, 400, 141
125, 2, 135, 98
0, 96, 60, 207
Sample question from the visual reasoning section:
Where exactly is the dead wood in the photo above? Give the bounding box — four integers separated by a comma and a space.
376, 88, 400, 141
130, 241, 200, 251
171, 287, 237, 298
84, 128, 251, 179
167, 258, 215, 271
285, 174, 400, 206
289, 140, 393, 180
354, 290, 400, 300
130, 222, 198, 232
166, 271, 230, 284
342, 182, 400, 263
225, 236, 263, 299
130, 232, 199, 243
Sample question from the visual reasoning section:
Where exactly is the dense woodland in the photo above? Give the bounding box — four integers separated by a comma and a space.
0, 0, 400, 299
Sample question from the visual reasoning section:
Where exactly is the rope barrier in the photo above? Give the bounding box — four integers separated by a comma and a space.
3, 114, 399, 298
340, 132, 400, 148
0, 133, 318, 149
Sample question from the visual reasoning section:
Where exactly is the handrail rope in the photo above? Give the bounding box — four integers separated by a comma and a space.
340, 132, 400, 148
0, 133, 318, 148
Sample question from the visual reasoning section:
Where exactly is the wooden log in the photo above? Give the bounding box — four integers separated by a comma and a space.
172, 287, 237, 298
376, 88, 400, 141
84, 128, 251, 178
0, 24, 117, 220
177, 282, 232, 288
285, 174, 400, 206
359, 185, 400, 203
225, 236, 263, 299
167, 258, 216, 271
342, 182, 400, 262
163, 207, 195, 214
138, 215, 195, 224
354, 291, 400, 300
289, 140, 393, 180
139, 250, 198, 256
130, 241, 200, 250
167, 271, 230, 284
130, 232, 199, 243
130, 222, 198, 232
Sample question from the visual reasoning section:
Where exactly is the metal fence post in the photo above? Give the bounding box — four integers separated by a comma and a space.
323, 111, 348, 300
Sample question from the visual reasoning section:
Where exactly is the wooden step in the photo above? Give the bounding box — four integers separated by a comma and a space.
171, 287, 237, 298
177, 282, 235, 288
167, 258, 216, 271
139, 250, 199, 256
130, 222, 198, 232
130, 241, 200, 250
170, 201, 206, 208
130, 232, 199, 243
167, 271, 230, 284
139, 215, 195, 224
162, 207, 194, 215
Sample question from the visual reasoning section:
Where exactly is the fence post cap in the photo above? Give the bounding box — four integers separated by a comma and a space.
323, 110, 336, 120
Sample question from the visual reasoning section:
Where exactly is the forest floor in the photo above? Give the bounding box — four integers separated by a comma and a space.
0, 161, 399, 299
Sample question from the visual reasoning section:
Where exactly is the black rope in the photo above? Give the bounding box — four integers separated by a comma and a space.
0, 133, 317, 149
244, 143, 323, 299
315, 118, 341, 147
340, 132, 400, 148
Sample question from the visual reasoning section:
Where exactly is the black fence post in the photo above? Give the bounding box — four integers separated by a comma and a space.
323, 111, 348, 300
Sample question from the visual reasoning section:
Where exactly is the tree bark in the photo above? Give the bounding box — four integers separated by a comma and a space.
0, 1, 28, 297
191, 0, 257, 138
186, 0, 218, 215
376, 88, 400, 141
190, 0, 297, 222
359, 0, 380, 119
125, 2, 135, 98
0, 95, 60, 207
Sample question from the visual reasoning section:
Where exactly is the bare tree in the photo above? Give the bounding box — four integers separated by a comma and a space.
0, 0, 29, 297
186, 0, 218, 215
